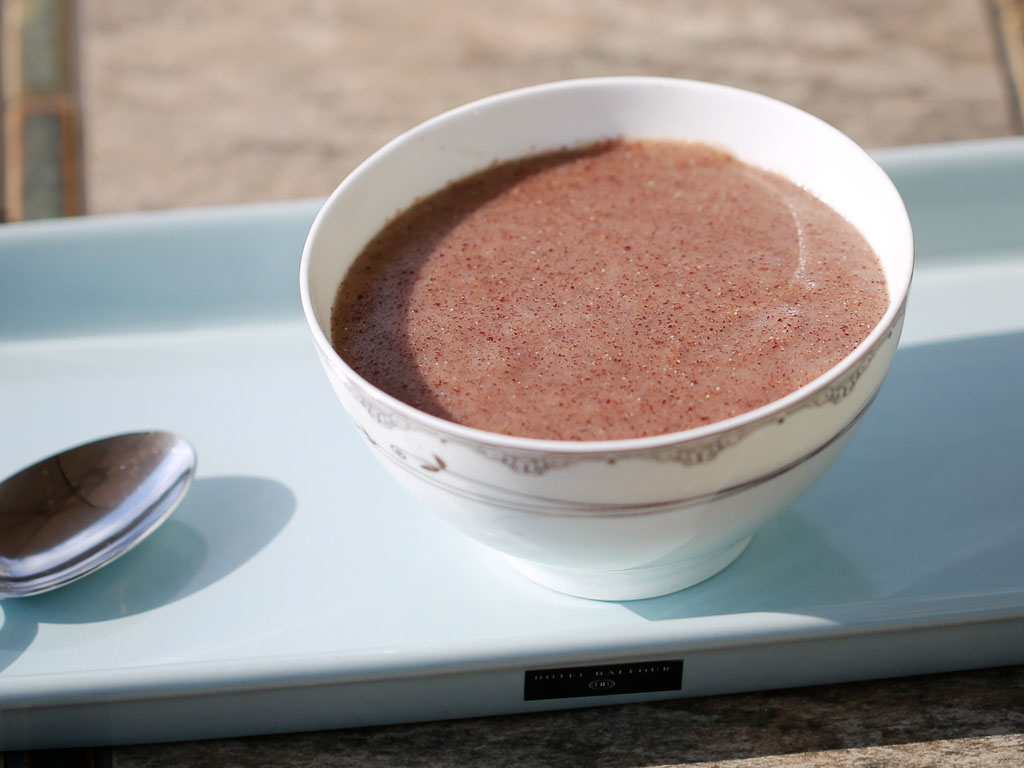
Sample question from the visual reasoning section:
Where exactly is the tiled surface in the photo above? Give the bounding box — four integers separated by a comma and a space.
4, 1, 1024, 766
78, 0, 1021, 214
997, 0, 1024, 111
0, 0, 84, 221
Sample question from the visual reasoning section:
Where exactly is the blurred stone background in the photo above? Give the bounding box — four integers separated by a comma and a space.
3, 0, 1021, 219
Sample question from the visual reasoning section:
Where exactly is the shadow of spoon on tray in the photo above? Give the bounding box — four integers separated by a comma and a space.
1, 436, 296, 671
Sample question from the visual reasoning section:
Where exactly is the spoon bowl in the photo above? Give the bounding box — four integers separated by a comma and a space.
0, 431, 196, 598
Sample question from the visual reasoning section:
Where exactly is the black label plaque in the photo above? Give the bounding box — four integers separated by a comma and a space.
524, 660, 683, 701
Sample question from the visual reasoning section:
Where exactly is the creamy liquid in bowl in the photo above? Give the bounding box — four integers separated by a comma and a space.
331, 139, 888, 441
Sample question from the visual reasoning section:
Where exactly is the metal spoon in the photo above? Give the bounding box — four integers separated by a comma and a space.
0, 432, 196, 598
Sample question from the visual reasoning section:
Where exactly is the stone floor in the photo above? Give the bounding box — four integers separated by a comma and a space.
4, 1, 1024, 766
78, 0, 1022, 214
108, 667, 1024, 768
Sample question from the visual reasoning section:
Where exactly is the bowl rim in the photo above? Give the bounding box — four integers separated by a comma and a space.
299, 75, 914, 455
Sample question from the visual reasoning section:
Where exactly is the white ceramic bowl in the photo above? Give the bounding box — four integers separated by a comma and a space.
300, 77, 913, 600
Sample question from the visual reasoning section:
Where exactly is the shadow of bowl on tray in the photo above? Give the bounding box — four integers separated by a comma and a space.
0, 476, 295, 670
626, 329, 1024, 621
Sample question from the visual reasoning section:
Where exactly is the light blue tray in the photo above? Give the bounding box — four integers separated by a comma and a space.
1, 139, 1023, 750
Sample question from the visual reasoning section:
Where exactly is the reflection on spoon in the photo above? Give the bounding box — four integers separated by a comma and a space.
0, 432, 196, 598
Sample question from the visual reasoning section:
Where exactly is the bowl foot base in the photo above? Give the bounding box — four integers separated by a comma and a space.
505, 536, 753, 601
